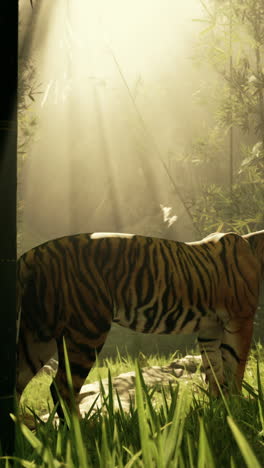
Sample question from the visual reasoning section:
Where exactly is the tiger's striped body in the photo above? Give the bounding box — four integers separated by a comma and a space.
16, 230, 264, 411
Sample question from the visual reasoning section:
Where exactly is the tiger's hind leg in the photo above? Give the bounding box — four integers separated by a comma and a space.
198, 317, 225, 396
221, 317, 254, 394
51, 328, 110, 419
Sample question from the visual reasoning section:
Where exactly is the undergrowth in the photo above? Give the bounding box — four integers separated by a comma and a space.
7, 344, 264, 467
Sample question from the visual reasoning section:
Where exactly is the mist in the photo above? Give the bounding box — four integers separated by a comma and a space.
18, 0, 255, 255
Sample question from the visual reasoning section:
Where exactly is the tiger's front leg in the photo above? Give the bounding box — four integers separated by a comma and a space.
221, 316, 254, 394
198, 315, 254, 396
52, 331, 110, 419
198, 318, 225, 396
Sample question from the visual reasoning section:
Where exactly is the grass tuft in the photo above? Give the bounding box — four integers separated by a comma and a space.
11, 344, 264, 467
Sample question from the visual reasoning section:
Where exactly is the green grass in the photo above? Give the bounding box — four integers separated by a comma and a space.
8, 344, 264, 467
20, 348, 187, 416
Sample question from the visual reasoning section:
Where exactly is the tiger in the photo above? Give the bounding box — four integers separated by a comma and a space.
16, 230, 264, 416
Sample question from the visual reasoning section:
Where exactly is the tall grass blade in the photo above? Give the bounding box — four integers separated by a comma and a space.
197, 418, 215, 468
115, 387, 126, 421
186, 433, 195, 468
227, 416, 262, 468
66, 439, 74, 468
160, 385, 169, 419
162, 387, 187, 466
178, 451, 187, 468
0, 456, 35, 468
256, 358, 264, 415
63, 338, 89, 468
257, 399, 264, 437
107, 368, 114, 419
155, 424, 165, 468
51, 379, 71, 428
100, 419, 114, 468
14, 418, 61, 468
123, 448, 143, 468
135, 361, 153, 467
242, 381, 258, 399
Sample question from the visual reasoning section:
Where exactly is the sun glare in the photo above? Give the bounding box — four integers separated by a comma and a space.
19, 0, 203, 248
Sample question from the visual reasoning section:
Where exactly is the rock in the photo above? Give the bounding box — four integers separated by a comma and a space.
39, 354, 204, 422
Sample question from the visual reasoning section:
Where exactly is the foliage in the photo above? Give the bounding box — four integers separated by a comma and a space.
175, 0, 264, 236
7, 346, 264, 467
17, 55, 40, 255
18, 55, 40, 169
188, 163, 264, 236
194, 0, 264, 134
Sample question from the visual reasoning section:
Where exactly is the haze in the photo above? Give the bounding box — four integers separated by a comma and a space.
18, 0, 207, 254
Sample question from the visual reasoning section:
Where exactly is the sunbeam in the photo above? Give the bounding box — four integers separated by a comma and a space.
18, 0, 203, 253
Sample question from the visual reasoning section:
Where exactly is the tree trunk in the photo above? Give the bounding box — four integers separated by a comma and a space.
0, 1, 18, 454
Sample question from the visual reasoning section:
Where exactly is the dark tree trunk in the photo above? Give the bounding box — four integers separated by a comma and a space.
0, 1, 18, 454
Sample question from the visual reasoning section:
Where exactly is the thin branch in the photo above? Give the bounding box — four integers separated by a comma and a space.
105, 41, 202, 237
160, 160, 202, 237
